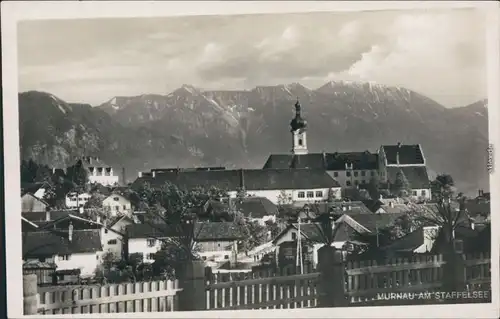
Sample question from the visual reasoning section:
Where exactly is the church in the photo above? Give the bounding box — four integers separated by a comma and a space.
262, 99, 432, 201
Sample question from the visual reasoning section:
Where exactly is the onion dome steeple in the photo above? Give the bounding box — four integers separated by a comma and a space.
290, 98, 307, 132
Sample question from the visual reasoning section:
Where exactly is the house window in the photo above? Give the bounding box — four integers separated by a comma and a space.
298, 139, 303, 146
346, 181, 351, 186
421, 190, 426, 196
123, 205, 127, 210
146, 253, 155, 260
315, 191, 323, 197
147, 239, 156, 247
292, 232, 297, 241
104, 229, 108, 234
354, 180, 359, 185
115, 206, 120, 211
333, 172, 338, 177
298, 191, 305, 198
224, 255, 229, 259
202, 256, 207, 261
354, 171, 359, 177
107, 239, 117, 245
371, 171, 375, 177
307, 191, 314, 198
96, 255, 99, 260
346, 171, 351, 177
58, 274, 64, 281
59, 254, 71, 261
361, 171, 366, 177
217, 243, 221, 247
412, 191, 417, 196
113, 197, 119, 201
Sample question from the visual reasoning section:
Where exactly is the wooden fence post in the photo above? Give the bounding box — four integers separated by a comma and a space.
317, 246, 348, 308
23, 274, 38, 315
442, 250, 466, 292
178, 260, 206, 311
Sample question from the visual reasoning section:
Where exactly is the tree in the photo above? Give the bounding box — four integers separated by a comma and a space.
132, 182, 228, 274
34, 164, 53, 184
430, 174, 456, 201
265, 220, 281, 240
402, 197, 467, 291
367, 177, 381, 200
391, 169, 411, 198
20, 159, 39, 184
66, 159, 88, 187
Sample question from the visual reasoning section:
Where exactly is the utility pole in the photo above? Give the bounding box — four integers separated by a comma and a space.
296, 217, 304, 274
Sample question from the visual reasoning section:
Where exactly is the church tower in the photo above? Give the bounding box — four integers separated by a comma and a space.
290, 98, 308, 155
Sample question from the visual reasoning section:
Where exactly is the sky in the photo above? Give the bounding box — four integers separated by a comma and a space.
17, 8, 487, 107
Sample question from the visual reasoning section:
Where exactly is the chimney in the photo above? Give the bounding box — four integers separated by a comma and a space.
379, 194, 383, 200
138, 171, 143, 178
79, 206, 84, 214
46, 210, 51, 221
52, 167, 56, 174
240, 169, 245, 189
322, 151, 326, 167
397, 142, 402, 148
479, 189, 483, 197
342, 206, 347, 211
152, 171, 156, 178
389, 201, 394, 208
471, 222, 475, 230
68, 222, 74, 242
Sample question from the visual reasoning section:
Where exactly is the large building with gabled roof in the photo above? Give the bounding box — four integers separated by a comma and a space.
262, 99, 432, 201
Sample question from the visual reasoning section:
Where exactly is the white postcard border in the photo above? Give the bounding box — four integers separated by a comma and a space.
2, 1, 499, 318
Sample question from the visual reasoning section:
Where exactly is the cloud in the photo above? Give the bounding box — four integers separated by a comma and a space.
17, 9, 487, 106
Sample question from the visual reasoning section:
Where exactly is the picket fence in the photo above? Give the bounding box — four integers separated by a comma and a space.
36, 279, 182, 314
346, 252, 491, 305
205, 272, 319, 310
26, 252, 492, 314
204, 252, 492, 310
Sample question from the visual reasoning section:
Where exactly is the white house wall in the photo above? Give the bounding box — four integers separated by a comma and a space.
228, 187, 341, 205
65, 192, 91, 208
54, 252, 100, 278
103, 195, 132, 217
327, 170, 378, 188
128, 238, 163, 263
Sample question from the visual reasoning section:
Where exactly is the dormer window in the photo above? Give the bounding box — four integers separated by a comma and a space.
298, 139, 303, 146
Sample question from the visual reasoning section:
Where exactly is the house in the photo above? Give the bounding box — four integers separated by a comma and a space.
21, 193, 49, 213
79, 156, 119, 186
279, 201, 373, 223
22, 227, 103, 278
377, 143, 432, 201
101, 214, 135, 260
233, 197, 278, 225
102, 193, 133, 217
23, 211, 131, 262
125, 222, 245, 263
131, 168, 342, 205
21, 182, 53, 200
262, 100, 379, 188
22, 209, 78, 223
430, 224, 490, 255
65, 191, 92, 208
271, 212, 404, 268
380, 225, 440, 258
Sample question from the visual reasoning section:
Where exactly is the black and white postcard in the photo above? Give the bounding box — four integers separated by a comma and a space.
2, 1, 499, 318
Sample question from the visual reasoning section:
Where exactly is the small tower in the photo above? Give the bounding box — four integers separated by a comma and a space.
290, 98, 308, 155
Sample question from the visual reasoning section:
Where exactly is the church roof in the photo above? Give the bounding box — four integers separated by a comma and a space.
381, 144, 425, 165
263, 151, 379, 171
385, 166, 431, 189
131, 168, 340, 191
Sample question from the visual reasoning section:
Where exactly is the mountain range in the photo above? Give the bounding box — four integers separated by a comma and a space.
18, 81, 489, 196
